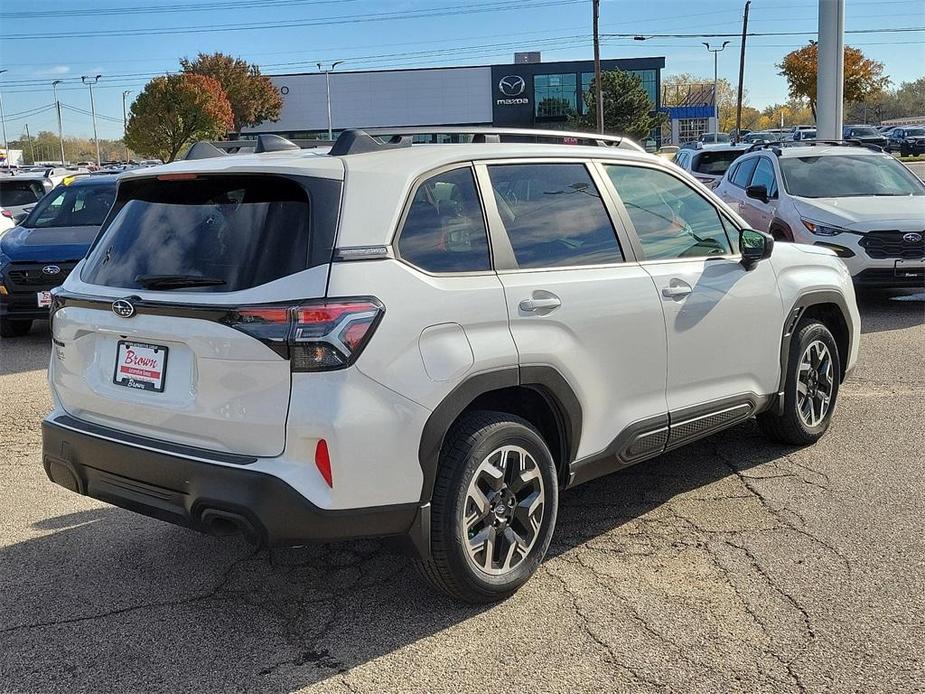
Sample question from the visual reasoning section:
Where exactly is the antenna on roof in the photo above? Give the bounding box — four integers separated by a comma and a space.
254, 134, 301, 153
184, 141, 228, 160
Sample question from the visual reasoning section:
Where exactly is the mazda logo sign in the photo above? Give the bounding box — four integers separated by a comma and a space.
42, 265, 61, 275
902, 232, 923, 244
498, 75, 526, 97
112, 299, 135, 318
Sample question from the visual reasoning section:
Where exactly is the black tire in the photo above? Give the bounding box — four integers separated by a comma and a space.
758, 320, 841, 446
417, 411, 558, 603
0, 318, 32, 338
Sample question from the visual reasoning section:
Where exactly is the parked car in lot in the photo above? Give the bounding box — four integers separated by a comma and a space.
673, 143, 751, 188
886, 126, 925, 156
715, 141, 925, 287
0, 175, 118, 336
788, 128, 817, 142
698, 132, 730, 143
0, 174, 53, 223
842, 125, 888, 149
41, 129, 859, 602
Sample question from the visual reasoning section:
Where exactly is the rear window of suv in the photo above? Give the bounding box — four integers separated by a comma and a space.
0, 180, 45, 207
82, 174, 339, 292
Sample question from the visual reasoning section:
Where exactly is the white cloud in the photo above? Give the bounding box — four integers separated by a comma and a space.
42, 65, 71, 76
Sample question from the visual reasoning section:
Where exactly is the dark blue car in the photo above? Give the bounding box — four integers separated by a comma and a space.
0, 175, 118, 337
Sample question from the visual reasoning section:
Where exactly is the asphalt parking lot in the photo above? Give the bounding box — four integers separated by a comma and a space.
1, 289, 923, 694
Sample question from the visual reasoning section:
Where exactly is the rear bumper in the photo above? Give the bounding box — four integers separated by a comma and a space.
41, 414, 420, 547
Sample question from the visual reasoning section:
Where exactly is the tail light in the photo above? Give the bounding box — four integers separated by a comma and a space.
1, 209, 12, 219
223, 298, 384, 372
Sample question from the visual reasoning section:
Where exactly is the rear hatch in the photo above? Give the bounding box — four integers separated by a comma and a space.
50, 171, 343, 457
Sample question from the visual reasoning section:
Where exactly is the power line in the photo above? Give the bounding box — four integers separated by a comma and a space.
2, 0, 360, 20
3, 0, 585, 41
606, 27, 925, 39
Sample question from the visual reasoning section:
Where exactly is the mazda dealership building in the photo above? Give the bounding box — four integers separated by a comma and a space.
241, 54, 666, 142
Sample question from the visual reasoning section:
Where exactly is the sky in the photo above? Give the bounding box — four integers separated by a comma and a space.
0, 0, 923, 141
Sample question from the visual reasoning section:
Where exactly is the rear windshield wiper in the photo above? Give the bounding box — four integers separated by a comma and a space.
135, 274, 226, 290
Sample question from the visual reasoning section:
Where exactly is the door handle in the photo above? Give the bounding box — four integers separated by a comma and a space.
519, 294, 561, 312
661, 280, 692, 299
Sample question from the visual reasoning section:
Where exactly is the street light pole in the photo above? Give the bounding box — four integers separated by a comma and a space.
81, 75, 102, 166
703, 41, 730, 131
122, 90, 132, 162
317, 61, 343, 141
0, 69, 10, 171
52, 80, 66, 164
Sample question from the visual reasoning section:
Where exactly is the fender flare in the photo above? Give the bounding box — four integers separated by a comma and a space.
775, 289, 854, 413
416, 365, 582, 505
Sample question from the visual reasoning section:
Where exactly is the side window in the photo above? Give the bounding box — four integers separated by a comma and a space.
726, 161, 740, 182
486, 163, 623, 268
749, 157, 778, 198
605, 165, 733, 261
396, 167, 491, 273
731, 157, 759, 188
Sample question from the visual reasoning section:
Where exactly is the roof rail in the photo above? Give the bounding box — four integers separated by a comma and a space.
183, 135, 334, 160
330, 127, 644, 156
776, 139, 883, 152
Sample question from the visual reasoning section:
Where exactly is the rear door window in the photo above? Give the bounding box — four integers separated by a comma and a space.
487, 163, 623, 268
396, 167, 490, 273
82, 175, 338, 292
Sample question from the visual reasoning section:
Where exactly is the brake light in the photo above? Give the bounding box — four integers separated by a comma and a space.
224, 298, 384, 371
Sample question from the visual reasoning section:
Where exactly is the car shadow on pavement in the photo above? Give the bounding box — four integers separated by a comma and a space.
0, 420, 798, 693
855, 288, 925, 334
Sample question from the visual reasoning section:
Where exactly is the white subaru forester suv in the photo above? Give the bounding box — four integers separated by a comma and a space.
42, 129, 860, 602
715, 141, 925, 288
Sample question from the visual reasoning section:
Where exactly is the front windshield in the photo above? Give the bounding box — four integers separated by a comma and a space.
848, 127, 879, 137
24, 183, 116, 228
780, 154, 925, 198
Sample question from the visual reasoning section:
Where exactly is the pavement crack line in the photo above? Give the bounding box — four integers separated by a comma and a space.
543, 564, 667, 692
0, 546, 261, 635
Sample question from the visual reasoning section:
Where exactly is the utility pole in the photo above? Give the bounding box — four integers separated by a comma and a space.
317, 61, 343, 141
25, 123, 35, 164
0, 69, 9, 171
81, 75, 102, 166
592, 0, 604, 134
52, 80, 66, 165
122, 90, 132, 162
703, 41, 729, 132
816, 0, 845, 139
734, 1, 750, 143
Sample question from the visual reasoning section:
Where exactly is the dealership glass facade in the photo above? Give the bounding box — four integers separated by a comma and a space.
534, 73, 579, 118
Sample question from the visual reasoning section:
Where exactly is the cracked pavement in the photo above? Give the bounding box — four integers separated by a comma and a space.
1, 288, 923, 693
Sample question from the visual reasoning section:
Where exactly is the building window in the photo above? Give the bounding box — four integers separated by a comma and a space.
534, 73, 578, 119
581, 69, 657, 107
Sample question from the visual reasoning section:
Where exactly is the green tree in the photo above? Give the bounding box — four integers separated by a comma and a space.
578, 70, 665, 141
124, 74, 233, 163
778, 42, 889, 118
180, 52, 282, 132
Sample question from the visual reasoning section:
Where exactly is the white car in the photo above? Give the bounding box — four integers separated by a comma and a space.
672, 143, 751, 188
42, 129, 860, 602
715, 141, 925, 287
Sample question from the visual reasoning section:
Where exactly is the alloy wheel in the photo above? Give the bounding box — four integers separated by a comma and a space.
797, 340, 835, 427
462, 445, 545, 576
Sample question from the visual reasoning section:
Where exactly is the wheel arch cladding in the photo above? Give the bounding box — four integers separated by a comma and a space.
417, 366, 582, 503
780, 291, 853, 396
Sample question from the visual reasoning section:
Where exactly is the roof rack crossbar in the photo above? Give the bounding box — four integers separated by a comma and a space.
331, 127, 643, 156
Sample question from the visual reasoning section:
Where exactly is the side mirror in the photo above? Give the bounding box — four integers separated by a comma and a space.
745, 184, 769, 203
740, 228, 774, 270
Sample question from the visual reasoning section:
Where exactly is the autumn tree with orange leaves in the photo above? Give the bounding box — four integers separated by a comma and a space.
778, 42, 889, 119
124, 73, 234, 162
